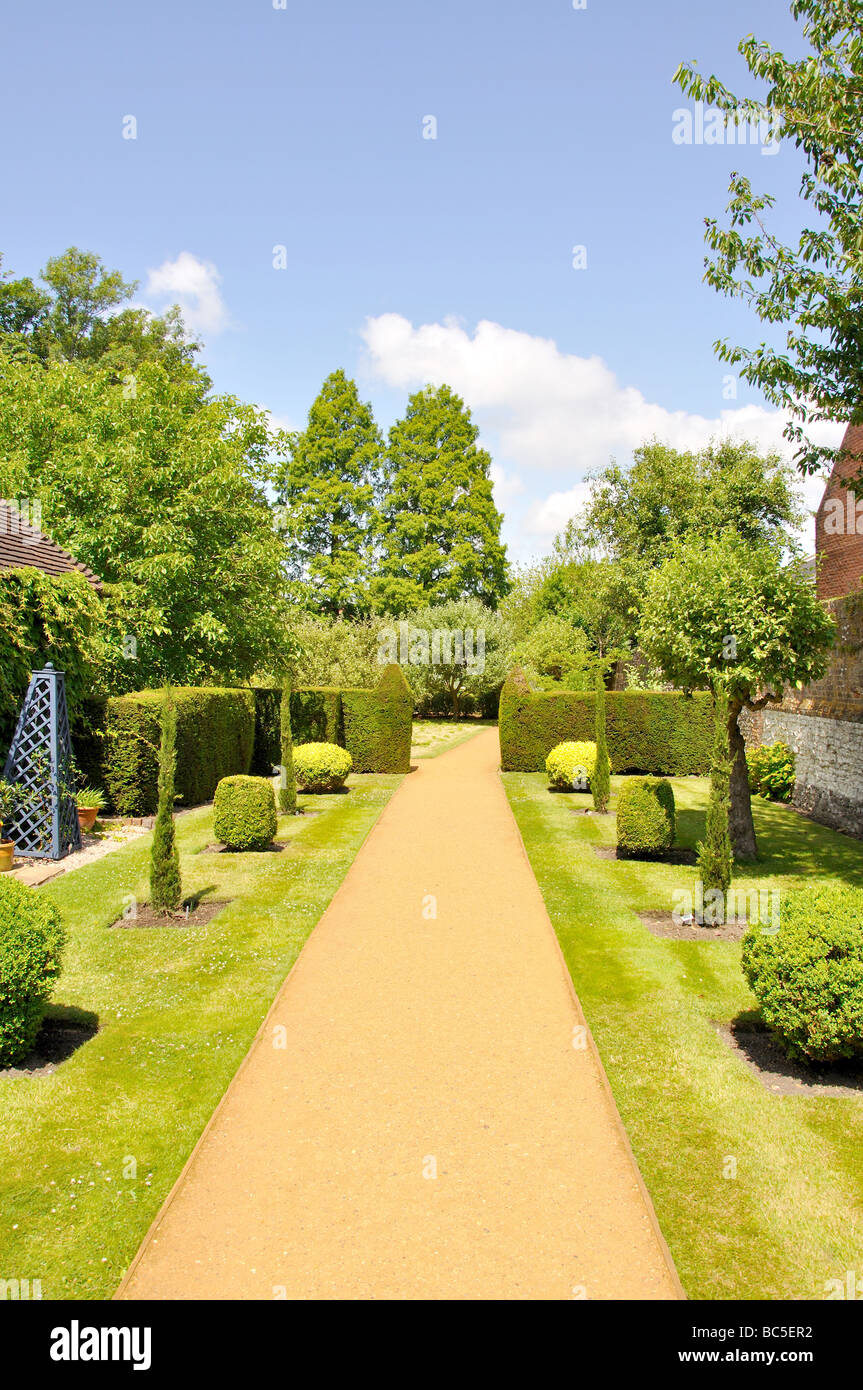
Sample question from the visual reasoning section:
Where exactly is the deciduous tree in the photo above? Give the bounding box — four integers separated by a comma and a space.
639, 533, 835, 859
675, 2, 863, 474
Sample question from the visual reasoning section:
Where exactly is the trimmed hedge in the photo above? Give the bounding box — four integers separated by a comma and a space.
340, 664, 412, 774
250, 687, 281, 776
75, 687, 256, 817
0, 877, 66, 1067
294, 743, 353, 793
213, 775, 278, 851
74, 665, 411, 816
245, 665, 412, 777
292, 687, 344, 746
499, 667, 713, 774
616, 777, 676, 857
742, 886, 863, 1063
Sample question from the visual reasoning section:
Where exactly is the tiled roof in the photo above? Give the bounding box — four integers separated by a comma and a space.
815, 424, 863, 600
0, 500, 102, 590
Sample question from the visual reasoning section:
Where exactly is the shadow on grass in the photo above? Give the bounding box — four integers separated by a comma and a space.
2, 1005, 100, 1076
751, 800, 863, 887
723, 1009, 863, 1096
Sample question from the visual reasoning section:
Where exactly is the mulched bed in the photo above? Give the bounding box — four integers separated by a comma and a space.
111, 900, 231, 930
1, 1017, 99, 1078
593, 845, 697, 865
638, 910, 749, 943
715, 1019, 863, 1098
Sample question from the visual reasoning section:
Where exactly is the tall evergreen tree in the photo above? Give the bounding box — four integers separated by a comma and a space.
373, 384, 509, 616
697, 681, 734, 906
592, 667, 611, 814
279, 683, 297, 814
150, 691, 182, 915
276, 369, 382, 617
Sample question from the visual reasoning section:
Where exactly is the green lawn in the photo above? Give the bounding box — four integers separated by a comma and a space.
0, 774, 401, 1300
503, 772, 863, 1301
410, 718, 494, 760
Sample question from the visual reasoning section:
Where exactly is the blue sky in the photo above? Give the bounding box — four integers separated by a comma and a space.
0, 0, 834, 561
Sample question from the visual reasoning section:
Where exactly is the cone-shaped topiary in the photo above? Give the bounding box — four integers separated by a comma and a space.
279, 683, 297, 813
697, 682, 733, 900
150, 690, 182, 914
592, 668, 611, 813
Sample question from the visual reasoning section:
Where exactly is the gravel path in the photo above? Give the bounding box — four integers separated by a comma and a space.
117, 729, 681, 1301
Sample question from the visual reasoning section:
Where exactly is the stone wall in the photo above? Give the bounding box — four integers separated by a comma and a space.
741, 706, 863, 839
741, 593, 863, 839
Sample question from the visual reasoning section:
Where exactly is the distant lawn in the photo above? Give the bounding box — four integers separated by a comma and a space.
411, 718, 495, 760
503, 772, 863, 1301
0, 774, 401, 1300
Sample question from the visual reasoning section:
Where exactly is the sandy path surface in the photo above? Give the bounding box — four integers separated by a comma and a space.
118, 729, 681, 1301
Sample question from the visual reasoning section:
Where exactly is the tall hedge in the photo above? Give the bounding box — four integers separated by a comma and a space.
250, 687, 281, 776
499, 667, 713, 774
252, 666, 413, 775
341, 664, 413, 774
74, 687, 256, 816
291, 688, 343, 746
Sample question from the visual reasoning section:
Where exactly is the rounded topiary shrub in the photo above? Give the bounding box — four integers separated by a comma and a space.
213, 775, 278, 851
742, 886, 863, 1064
293, 743, 353, 793
546, 741, 597, 791
616, 776, 675, 856
0, 878, 66, 1068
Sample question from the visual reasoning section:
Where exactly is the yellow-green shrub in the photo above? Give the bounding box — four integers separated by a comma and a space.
293, 743, 353, 793
546, 741, 597, 791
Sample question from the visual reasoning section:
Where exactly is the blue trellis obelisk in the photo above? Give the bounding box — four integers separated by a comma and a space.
2, 663, 81, 860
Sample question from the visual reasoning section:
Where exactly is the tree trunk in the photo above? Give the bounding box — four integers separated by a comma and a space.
727, 699, 757, 861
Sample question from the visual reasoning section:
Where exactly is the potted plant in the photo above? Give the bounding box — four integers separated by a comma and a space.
75, 785, 106, 833
0, 779, 23, 872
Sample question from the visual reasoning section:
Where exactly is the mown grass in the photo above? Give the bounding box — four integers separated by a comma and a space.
503, 772, 863, 1301
410, 718, 494, 759
0, 774, 401, 1299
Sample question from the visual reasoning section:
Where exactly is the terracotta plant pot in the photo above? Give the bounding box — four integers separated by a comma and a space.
77, 807, 98, 833
0, 840, 15, 873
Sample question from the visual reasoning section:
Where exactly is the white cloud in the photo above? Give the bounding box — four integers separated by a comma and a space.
143, 252, 229, 337
489, 462, 525, 516
360, 313, 842, 558
522, 482, 592, 543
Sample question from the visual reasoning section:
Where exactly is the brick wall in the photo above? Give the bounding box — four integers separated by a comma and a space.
815, 422, 863, 600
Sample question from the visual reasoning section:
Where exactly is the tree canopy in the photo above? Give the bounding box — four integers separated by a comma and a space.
276, 369, 382, 618
582, 439, 803, 565
373, 385, 509, 615
0, 247, 204, 385
639, 532, 835, 857
0, 350, 291, 690
675, 0, 863, 474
